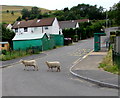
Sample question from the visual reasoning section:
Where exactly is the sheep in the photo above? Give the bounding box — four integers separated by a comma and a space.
45, 61, 61, 72
19, 59, 38, 71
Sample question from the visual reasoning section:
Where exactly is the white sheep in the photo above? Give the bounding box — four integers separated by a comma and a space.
19, 59, 39, 71
45, 61, 61, 72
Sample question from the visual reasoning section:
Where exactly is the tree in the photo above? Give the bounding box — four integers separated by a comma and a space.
16, 16, 22, 21
115, 2, 120, 25
42, 12, 50, 18
21, 8, 30, 19
6, 10, 9, 13
31, 7, 40, 15
63, 7, 69, 12
21, 7, 42, 20
11, 11, 14, 15
37, 14, 43, 19
0, 23, 15, 47
109, 1, 120, 25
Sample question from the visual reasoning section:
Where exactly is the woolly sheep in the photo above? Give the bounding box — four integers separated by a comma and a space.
45, 61, 61, 72
20, 59, 38, 71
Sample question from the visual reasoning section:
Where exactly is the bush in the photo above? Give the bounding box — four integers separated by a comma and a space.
2, 50, 7, 55
73, 35, 79, 42
0, 50, 29, 61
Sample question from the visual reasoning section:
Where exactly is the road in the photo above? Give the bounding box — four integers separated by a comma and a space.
2, 38, 118, 96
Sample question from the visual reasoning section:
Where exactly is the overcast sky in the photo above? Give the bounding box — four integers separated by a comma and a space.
1, 0, 120, 10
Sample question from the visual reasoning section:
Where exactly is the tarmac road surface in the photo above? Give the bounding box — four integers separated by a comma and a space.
2, 38, 118, 96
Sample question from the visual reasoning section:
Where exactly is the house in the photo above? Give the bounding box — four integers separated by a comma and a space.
0, 42, 10, 51
12, 17, 64, 51
59, 20, 79, 30
74, 19, 90, 23
3, 24, 12, 30
12, 17, 61, 36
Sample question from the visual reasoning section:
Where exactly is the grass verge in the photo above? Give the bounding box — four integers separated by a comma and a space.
99, 49, 119, 75
0, 50, 40, 61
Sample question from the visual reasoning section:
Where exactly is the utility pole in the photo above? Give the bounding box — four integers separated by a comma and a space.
104, 8, 108, 28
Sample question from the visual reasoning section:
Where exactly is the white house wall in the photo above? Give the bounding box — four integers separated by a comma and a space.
43, 26, 52, 36
13, 18, 60, 35
76, 23, 79, 28
51, 18, 60, 35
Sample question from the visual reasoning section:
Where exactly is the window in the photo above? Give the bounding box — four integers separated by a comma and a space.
2, 44, 5, 47
24, 27, 28, 32
45, 27, 48, 30
15, 28, 18, 32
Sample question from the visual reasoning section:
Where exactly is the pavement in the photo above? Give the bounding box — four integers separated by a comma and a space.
70, 48, 119, 89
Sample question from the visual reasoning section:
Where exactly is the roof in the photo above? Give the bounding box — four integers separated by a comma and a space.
75, 19, 89, 23
12, 17, 55, 29
59, 20, 78, 29
3, 24, 9, 28
12, 33, 47, 41
0, 42, 9, 44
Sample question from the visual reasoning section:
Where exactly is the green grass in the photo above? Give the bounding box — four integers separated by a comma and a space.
1, 5, 51, 24
99, 49, 119, 75
1, 12, 22, 24
0, 50, 40, 61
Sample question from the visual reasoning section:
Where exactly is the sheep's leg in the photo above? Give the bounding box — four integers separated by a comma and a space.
58, 67, 60, 72
56, 68, 58, 72
59, 67, 60, 72
51, 68, 54, 72
26, 66, 29, 71
47, 67, 50, 71
24, 65, 26, 70
36, 66, 39, 71
33, 65, 36, 71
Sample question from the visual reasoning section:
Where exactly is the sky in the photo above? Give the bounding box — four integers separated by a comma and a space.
1, 0, 120, 10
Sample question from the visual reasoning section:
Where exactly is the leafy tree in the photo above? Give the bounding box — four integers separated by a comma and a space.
11, 11, 14, 15
16, 16, 22, 21
21, 8, 30, 19
42, 12, 50, 18
63, 7, 69, 12
21, 7, 42, 20
6, 10, 9, 13
108, 1, 120, 25
37, 14, 43, 19
52, 3, 105, 21
0, 23, 15, 47
114, 2, 120, 25
31, 7, 40, 15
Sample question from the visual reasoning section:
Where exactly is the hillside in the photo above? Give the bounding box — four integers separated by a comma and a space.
0, 5, 51, 24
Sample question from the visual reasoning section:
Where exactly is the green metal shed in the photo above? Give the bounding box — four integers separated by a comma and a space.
12, 33, 49, 51
12, 33, 64, 51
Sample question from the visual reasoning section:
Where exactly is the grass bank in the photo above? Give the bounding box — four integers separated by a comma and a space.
99, 49, 119, 75
0, 49, 40, 61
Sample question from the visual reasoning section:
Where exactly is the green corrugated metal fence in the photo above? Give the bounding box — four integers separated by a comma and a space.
41, 35, 55, 51
50, 34, 64, 46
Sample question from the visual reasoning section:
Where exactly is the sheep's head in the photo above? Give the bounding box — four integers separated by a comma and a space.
45, 61, 49, 66
45, 61, 48, 64
19, 59, 23, 64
